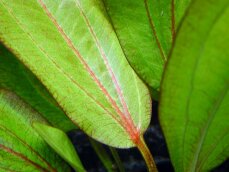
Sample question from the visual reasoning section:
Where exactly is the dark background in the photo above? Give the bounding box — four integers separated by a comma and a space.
68, 101, 229, 172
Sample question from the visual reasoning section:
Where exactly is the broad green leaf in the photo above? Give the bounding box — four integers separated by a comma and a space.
33, 123, 86, 172
0, 43, 76, 132
102, 0, 191, 95
0, 89, 71, 172
0, 0, 151, 148
0, 42, 122, 172
159, 0, 229, 171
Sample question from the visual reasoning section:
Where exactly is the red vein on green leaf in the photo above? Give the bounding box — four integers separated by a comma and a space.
144, 0, 166, 62
41, 51, 122, 126
171, 0, 176, 42
0, 1, 122, 132
0, 125, 56, 172
100, 0, 151, 130
75, 0, 140, 142
75, 1, 130, 120
37, 0, 140, 143
0, 144, 49, 172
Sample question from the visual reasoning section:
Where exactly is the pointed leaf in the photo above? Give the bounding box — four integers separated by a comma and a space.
0, 0, 151, 148
159, 0, 229, 171
102, 0, 191, 94
0, 89, 71, 172
0, 43, 76, 132
33, 123, 85, 172
0, 43, 116, 170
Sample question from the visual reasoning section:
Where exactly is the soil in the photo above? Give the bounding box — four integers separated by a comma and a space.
68, 101, 229, 172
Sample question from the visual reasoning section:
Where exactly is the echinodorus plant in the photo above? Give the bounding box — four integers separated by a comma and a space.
0, 0, 157, 171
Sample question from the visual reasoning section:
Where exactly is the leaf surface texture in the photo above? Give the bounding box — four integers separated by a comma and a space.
0, 0, 151, 148
33, 123, 85, 172
0, 90, 70, 172
0, 43, 75, 132
159, 0, 229, 171
103, 0, 191, 93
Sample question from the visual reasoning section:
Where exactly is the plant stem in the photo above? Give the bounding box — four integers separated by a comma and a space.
137, 136, 158, 172
89, 138, 114, 172
109, 147, 125, 172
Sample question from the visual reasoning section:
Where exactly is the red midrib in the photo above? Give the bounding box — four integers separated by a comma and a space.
144, 0, 166, 62
171, 0, 176, 42
75, 1, 140, 141
42, 55, 122, 125
38, 0, 140, 143
2, 0, 122, 132
0, 144, 49, 172
0, 125, 56, 172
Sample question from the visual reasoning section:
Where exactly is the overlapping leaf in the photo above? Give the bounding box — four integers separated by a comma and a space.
103, 0, 191, 96
0, 89, 71, 172
159, 0, 229, 171
33, 123, 86, 171
0, 43, 76, 132
0, 20, 116, 172
0, 43, 118, 171
0, 0, 151, 148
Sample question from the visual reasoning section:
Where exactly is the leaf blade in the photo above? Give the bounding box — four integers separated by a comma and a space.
102, 0, 191, 93
0, 0, 151, 148
0, 43, 76, 132
159, 0, 229, 171
0, 89, 71, 172
33, 123, 86, 172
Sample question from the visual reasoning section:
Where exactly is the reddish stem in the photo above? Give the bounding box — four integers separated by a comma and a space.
137, 136, 158, 172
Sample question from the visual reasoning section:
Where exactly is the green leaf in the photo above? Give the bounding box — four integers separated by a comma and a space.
33, 123, 86, 172
0, 42, 113, 171
102, 0, 191, 94
159, 0, 229, 171
0, 43, 117, 171
0, 89, 71, 172
0, 0, 151, 148
0, 43, 76, 132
